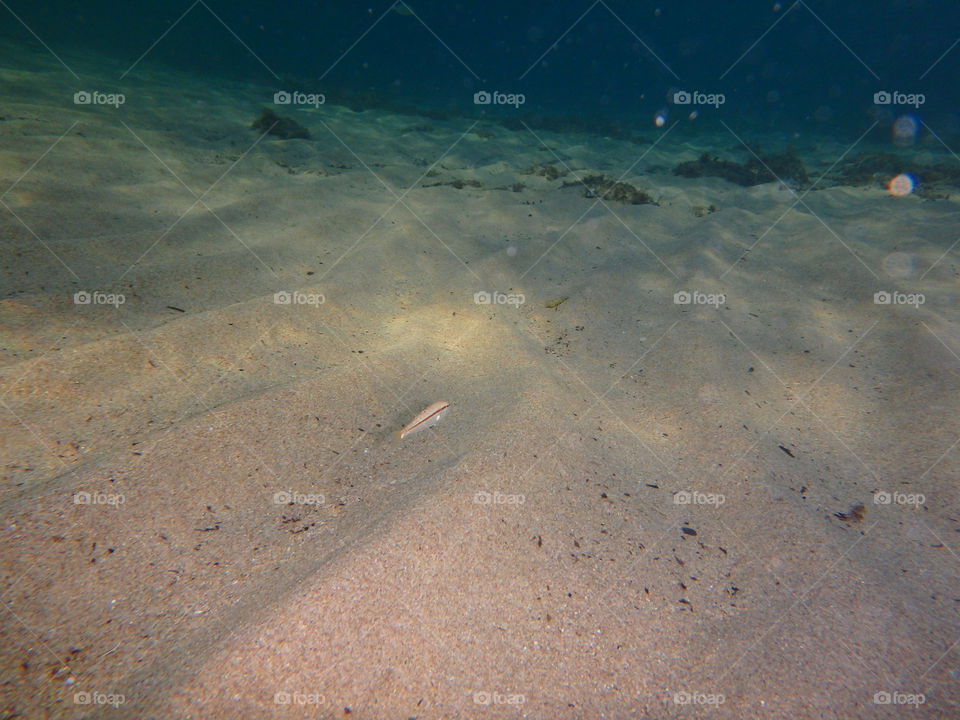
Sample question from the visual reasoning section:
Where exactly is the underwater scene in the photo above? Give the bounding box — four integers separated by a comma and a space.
1, 1, 959, 718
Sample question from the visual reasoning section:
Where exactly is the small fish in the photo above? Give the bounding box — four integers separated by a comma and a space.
399, 400, 450, 440
544, 296, 568, 309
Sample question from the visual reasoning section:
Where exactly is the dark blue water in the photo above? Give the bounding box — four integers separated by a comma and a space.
4, 0, 959, 142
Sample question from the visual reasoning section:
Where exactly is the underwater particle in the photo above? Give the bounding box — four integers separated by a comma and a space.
888, 173, 915, 197
892, 114, 919, 148
506, 245, 517, 257
836, 152, 958, 197
655, 108, 668, 127
813, 105, 833, 122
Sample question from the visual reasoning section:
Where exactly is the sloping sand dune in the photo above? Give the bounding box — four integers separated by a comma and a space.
2, 50, 959, 719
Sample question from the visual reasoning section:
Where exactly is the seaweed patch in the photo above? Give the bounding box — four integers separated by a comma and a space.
251, 108, 310, 139
673, 149, 808, 187
563, 174, 654, 204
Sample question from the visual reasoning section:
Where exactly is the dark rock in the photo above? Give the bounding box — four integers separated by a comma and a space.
673, 149, 808, 187
563, 174, 654, 204
251, 108, 310, 140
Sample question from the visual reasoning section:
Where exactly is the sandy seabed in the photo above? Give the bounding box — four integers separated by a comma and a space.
2, 47, 960, 719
